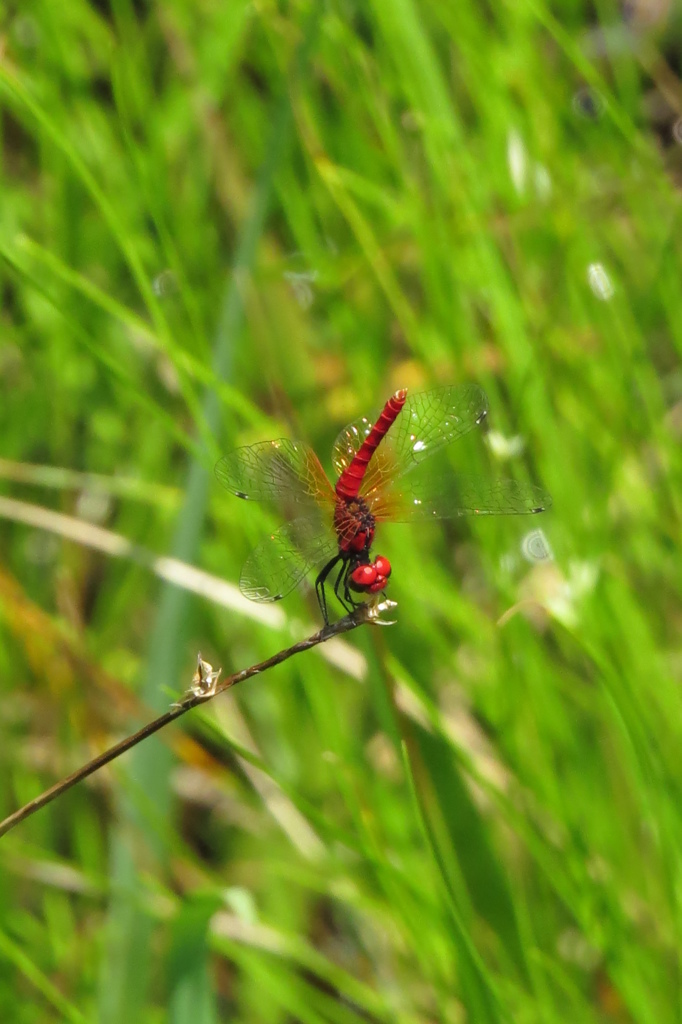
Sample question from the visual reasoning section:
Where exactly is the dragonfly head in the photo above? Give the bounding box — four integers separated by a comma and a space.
349, 555, 392, 595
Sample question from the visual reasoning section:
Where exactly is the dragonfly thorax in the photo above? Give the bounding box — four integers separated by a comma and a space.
334, 496, 376, 554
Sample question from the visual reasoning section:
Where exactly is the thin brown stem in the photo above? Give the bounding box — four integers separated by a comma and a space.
0, 601, 395, 840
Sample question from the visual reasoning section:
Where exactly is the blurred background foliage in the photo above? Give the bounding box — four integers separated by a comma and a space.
1, 0, 682, 1020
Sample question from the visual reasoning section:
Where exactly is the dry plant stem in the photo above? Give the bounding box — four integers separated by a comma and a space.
0, 602, 393, 839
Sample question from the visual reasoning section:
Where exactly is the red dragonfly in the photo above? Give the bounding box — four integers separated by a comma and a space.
215, 385, 551, 623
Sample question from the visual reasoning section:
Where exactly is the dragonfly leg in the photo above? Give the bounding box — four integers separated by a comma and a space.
341, 560, 365, 611
333, 556, 358, 615
315, 552, 343, 625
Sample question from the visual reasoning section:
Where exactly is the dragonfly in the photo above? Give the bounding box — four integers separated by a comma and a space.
215, 385, 551, 624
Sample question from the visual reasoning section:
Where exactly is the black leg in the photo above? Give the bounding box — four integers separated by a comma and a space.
341, 559, 362, 610
342, 559, 351, 606
333, 557, 356, 614
315, 553, 343, 625
338, 558, 364, 612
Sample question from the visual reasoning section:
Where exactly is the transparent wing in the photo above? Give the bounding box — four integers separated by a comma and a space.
331, 385, 488, 497
239, 516, 338, 603
370, 476, 552, 522
215, 439, 335, 510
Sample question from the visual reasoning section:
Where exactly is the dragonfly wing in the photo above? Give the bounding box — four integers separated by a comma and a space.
331, 385, 489, 494
215, 439, 335, 508
371, 475, 552, 522
239, 517, 338, 602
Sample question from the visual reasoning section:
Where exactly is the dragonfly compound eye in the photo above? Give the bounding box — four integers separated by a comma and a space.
350, 564, 378, 591
372, 556, 391, 579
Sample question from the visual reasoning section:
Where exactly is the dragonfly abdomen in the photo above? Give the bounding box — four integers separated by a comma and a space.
335, 389, 407, 500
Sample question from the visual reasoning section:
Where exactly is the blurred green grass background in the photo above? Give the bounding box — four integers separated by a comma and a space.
2, 0, 682, 1020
